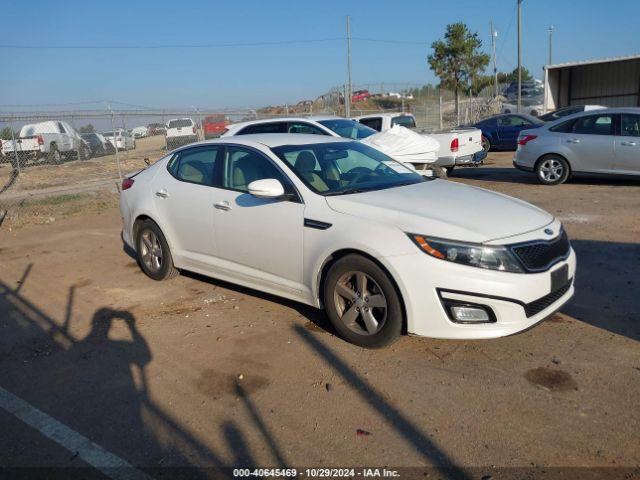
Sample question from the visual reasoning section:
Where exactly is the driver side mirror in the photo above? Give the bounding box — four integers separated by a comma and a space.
247, 179, 285, 199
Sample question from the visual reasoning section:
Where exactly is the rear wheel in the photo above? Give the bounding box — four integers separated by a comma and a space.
536, 155, 570, 185
481, 136, 491, 153
48, 145, 62, 164
324, 254, 403, 348
136, 219, 179, 281
445, 166, 455, 175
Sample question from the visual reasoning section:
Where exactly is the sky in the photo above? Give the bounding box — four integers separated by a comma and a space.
1, 0, 639, 110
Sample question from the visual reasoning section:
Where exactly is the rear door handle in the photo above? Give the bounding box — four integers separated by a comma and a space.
214, 201, 231, 211
155, 189, 169, 198
621, 141, 637, 146
566, 138, 581, 144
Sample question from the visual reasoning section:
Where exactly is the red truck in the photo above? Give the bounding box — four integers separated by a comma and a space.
202, 115, 231, 139
351, 89, 371, 103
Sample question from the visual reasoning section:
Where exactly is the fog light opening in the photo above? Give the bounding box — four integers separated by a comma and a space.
444, 302, 496, 324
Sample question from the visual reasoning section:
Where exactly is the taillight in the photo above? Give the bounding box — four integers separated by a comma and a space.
37, 135, 44, 145
450, 137, 459, 152
121, 178, 134, 190
518, 134, 538, 146
192, 126, 196, 134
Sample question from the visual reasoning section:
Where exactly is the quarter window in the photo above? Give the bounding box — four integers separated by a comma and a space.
572, 114, 614, 135
621, 114, 640, 137
549, 119, 575, 133
170, 147, 218, 186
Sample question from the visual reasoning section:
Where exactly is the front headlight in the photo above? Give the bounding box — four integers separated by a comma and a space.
408, 234, 524, 273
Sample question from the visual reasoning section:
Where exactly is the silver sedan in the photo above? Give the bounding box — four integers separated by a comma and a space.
513, 107, 640, 185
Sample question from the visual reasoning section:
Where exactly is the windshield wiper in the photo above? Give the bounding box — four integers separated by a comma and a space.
324, 187, 367, 196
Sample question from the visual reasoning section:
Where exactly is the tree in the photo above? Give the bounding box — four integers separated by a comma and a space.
498, 67, 533, 84
79, 124, 96, 134
1, 127, 16, 140
428, 23, 490, 114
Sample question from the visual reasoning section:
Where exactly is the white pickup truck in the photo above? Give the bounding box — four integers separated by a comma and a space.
1, 121, 90, 164
166, 118, 198, 148
354, 112, 486, 171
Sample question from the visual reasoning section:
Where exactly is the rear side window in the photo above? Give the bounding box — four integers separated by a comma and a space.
238, 122, 287, 135
572, 114, 614, 135
498, 115, 531, 127
169, 147, 219, 186
549, 119, 575, 133
359, 117, 382, 131
621, 114, 640, 137
391, 116, 416, 128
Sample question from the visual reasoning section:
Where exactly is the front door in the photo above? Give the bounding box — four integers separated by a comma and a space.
564, 113, 616, 173
615, 113, 640, 174
211, 145, 305, 295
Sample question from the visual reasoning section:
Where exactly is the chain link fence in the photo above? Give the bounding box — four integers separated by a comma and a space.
0, 85, 506, 227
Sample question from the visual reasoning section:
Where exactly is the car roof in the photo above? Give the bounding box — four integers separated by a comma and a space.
226, 116, 341, 129
173, 133, 353, 150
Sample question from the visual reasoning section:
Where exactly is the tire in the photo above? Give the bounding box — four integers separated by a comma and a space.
135, 219, 179, 281
48, 145, 62, 165
80, 145, 91, 161
445, 166, 455, 175
535, 155, 570, 185
323, 254, 403, 348
429, 164, 448, 179
481, 136, 491, 153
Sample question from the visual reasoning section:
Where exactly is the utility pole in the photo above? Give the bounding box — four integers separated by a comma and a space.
547, 25, 554, 65
517, 0, 523, 113
346, 15, 352, 118
490, 21, 498, 96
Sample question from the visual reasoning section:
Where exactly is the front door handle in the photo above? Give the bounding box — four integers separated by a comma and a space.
566, 138, 581, 144
214, 201, 231, 211
155, 189, 169, 198
621, 141, 637, 146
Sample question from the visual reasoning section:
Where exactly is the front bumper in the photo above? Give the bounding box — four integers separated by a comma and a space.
383, 245, 576, 339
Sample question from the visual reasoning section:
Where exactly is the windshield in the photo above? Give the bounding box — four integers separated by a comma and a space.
271, 141, 425, 196
318, 119, 377, 139
168, 119, 193, 128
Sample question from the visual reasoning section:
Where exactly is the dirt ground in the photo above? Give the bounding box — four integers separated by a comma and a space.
0, 151, 638, 479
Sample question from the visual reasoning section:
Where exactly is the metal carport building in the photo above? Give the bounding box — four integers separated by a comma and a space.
544, 54, 640, 112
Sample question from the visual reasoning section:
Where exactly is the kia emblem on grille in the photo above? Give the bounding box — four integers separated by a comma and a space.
544, 228, 554, 235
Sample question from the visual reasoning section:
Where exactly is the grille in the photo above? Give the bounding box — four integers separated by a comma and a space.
524, 280, 572, 317
511, 230, 570, 272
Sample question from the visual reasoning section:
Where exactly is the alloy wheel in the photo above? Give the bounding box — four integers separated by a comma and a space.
539, 158, 564, 182
333, 271, 387, 336
140, 229, 163, 272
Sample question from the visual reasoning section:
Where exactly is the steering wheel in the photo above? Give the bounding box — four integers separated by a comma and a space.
346, 166, 374, 184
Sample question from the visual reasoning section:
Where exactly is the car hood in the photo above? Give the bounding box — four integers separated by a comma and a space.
325, 180, 554, 244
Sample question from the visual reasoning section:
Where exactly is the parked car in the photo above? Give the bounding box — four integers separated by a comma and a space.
354, 112, 486, 170
202, 115, 230, 139
104, 129, 135, 151
81, 133, 116, 157
147, 123, 167, 136
166, 118, 198, 148
132, 126, 148, 139
514, 108, 640, 185
120, 134, 575, 348
538, 105, 606, 122
1, 121, 90, 164
473, 113, 545, 152
351, 90, 371, 102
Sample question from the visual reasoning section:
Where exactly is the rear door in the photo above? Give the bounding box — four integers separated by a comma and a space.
614, 113, 640, 174
150, 145, 220, 267
565, 113, 616, 172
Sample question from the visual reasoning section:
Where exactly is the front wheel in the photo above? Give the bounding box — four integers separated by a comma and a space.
324, 255, 403, 348
136, 219, 179, 281
536, 155, 570, 185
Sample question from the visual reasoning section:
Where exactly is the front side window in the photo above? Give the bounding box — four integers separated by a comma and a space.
572, 114, 614, 135
272, 141, 424, 195
238, 122, 287, 135
222, 146, 293, 194
317, 119, 377, 139
170, 147, 218, 186
287, 122, 327, 135
391, 115, 416, 128
621, 114, 640, 137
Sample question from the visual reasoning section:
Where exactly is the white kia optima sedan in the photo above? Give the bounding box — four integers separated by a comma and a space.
119, 134, 576, 348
